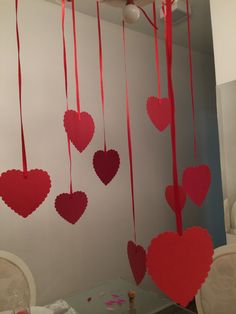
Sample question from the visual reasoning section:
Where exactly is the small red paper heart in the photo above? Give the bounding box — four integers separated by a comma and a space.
93, 149, 120, 185
127, 241, 146, 285
64, 110, 95, 153
165, 185, 187, 213
0, 169, 51, 218
147, 97, 172, 131
182, 165, 211, 207
147, 227, 213, 307
55, 191, 88, 224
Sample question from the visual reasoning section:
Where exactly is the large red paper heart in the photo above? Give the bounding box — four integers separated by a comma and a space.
64, 110, 95, 153
165, 185, 187, 213
55, 191, 88, 224
182, 165, 211, 207
146, 97, 172, 132
0, 169, 51, 218
127, 241, 146, 285
147, 227, 213, 307
93, 149, 120, 185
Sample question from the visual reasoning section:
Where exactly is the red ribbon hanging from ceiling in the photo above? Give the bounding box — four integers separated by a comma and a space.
97, 1, 107, 152
122, 21, 136, 243
63, 0, 94, 153
71, 0, 81, 117
137, 5, 158, 31
152, 1, 161, 98
15, 0, 28, 176
165, 0, 183, 235
122, 21, 146, 286
186, 0, 197, 159
61, 0, 73, 194
92, 2, 120, 187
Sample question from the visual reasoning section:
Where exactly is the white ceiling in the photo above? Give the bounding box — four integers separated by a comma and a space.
46, 0, 213, 54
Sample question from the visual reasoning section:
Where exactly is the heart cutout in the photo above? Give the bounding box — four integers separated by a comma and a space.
55, 191, 88, 224
182, 165, 211, 207
165, 185, 187, 213
147, 227, 213, 307
127, 241, 146, 285
147, 97, 172, 132
64, 110, 95, 153
93, 149, 120, 185
0, 169, 51, 218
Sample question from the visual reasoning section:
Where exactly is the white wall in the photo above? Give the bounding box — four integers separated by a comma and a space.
210, 0, 236, 225
210, 0, 236, 85
0, 0, 222, 304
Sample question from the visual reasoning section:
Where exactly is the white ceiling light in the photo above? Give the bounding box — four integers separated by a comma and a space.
123, 4, 141, 23
102, 0, 154, 24
102, 0, 154, 7
53, 0, 153, 7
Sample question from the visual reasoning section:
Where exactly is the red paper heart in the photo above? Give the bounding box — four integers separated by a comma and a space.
0, 169, 51, 218
182, 165, 211, 207
165, 185, 187, 213
147, 97, 172, 132
64, 110, 95, 153
93, 149, 120, 185
147, 227, 213, 307
127, 241, 146, 285
55, 191, 88, 224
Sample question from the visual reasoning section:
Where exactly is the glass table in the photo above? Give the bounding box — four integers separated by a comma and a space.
65, 278, 195, 314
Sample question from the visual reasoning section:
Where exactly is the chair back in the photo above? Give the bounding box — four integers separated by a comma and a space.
196, 244, 236, 314
0, 251, 36, 311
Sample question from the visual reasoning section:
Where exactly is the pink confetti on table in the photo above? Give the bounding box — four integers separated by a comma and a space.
116, 299, 126, 305
105, 301, 115, 306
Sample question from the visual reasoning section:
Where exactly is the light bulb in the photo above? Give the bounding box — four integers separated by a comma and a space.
123, 4, 140, 24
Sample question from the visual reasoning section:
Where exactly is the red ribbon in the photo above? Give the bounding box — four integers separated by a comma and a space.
15, 0, 28, 176
152, 1, 161, 98
125, 0, 157, 30
62, 0, 73, 194
186, 0, 197, 159
96, 2, 107, 152
122, 21, 137, 243
137, 6, 158, 31
71, 0, 81, 117
165, 0, 183, 235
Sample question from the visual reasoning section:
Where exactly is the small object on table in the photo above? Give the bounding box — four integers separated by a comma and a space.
87, 297, 92, 302
128, 290, 136, 310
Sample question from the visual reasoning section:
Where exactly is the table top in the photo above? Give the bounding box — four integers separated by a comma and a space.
65, 278, 194, 314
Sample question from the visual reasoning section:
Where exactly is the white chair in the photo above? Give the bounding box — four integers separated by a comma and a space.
224, 198, 230, 232
231, 201, 236, 233
0, 251, 36, 311
196, 244, 236, 314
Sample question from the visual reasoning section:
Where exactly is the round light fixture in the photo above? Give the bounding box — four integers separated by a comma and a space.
101, 0, 155, 25
102, 0, 154, 7
123, 3, 141, 23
